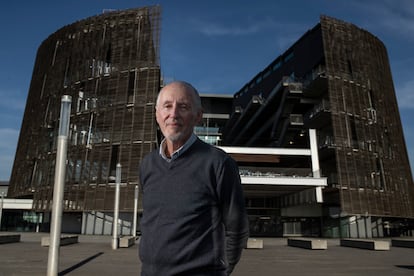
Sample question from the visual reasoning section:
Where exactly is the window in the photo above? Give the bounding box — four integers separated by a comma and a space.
273, 61, 281, 71
284, 52, 294, 62
109, 145, 120, 180
368, 89, 375, 109
376, 157, 385, 190
347, 59, 353, 77
348, 116, 358, 149
127, 71, 136, 103
63, 58, 71, 87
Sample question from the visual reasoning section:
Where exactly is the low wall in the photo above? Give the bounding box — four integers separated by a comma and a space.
340, 239, 389, 251
0, 234, 21, 244
287, 238, 327, 250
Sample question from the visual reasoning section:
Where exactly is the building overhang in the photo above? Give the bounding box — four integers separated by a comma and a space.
219, 130, 325, 200
2, 199, 33, 210
241, 176, 326, 186
241, 176, 327, 197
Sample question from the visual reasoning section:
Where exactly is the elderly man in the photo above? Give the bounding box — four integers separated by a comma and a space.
139, 81, 249, 275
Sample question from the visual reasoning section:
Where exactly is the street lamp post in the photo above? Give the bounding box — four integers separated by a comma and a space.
47, 95, 71, 276
133, 185, 139, 237
0, 192, 5, 229
112, 163, 121, 249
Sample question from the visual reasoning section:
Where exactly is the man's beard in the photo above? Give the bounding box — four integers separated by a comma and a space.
164, 128, 193, 144
166, 132, 184, 143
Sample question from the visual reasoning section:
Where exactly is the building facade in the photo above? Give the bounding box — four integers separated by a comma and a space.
8, 6, 161, 234
223, 15, 414, 238
196, 94, 233, 145
7, 11, 414, 238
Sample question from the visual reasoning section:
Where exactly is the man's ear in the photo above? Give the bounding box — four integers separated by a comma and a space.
196, 111, 203, 125
155, 107, 161, 124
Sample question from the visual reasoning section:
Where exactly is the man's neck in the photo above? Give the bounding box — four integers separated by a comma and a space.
159, 134, 197, 162
165, 141, 184, 157
164, 134, 193, 157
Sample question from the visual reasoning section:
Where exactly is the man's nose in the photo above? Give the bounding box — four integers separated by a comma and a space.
169, 104, 180, 117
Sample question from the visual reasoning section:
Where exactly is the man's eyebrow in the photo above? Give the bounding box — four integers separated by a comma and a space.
159, 98, 191, 105
160, 99, 172, 105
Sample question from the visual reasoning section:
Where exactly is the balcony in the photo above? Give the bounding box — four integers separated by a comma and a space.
304, 99, 331, 128
290, 114, 304, 126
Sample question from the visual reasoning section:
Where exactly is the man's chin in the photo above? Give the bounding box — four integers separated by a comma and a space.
165, 133, 184, 143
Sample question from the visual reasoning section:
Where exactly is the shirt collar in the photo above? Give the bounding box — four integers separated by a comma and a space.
159, 133, 197, 162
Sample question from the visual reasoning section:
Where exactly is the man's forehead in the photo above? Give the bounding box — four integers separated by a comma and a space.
159, 89, 193, 103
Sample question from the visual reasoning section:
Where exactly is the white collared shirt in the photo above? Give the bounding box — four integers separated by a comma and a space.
159, 133, 197, 162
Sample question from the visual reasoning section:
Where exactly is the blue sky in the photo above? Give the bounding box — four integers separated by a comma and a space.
0, 0, 413, 180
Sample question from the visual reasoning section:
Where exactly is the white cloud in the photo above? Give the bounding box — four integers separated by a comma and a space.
196, 17, 269, 36
195, 16, 303, 37
400, 122, 414, 174
0, 89, 26, 111
381, 17, 414, 40
396, 79, 414, 109
350, 0, 414, 40
0, 155, 14, 181
0, 128, 19, 149
0, 128, 19, 181
199, 23, 259, 36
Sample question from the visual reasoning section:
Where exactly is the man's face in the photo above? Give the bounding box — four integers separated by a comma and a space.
156, 83, 201, 146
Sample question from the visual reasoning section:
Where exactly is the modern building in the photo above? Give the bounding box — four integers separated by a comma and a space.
6, 9, 414, 238
196, 94, 233, 145
222, 15, 414, 238
7, 6, 161, 234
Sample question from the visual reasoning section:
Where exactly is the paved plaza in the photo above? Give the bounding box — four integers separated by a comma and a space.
0, 232, 413, 275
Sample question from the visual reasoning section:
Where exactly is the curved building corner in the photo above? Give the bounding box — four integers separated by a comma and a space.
8, 6, 161, 234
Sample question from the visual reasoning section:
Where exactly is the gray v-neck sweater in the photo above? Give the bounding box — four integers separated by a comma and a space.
139, 138, 249, 275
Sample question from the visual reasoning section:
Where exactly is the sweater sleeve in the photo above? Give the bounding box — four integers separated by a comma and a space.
218, 156, 249, 275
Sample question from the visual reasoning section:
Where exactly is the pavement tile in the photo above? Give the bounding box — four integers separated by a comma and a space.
1, 232, 413, 275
